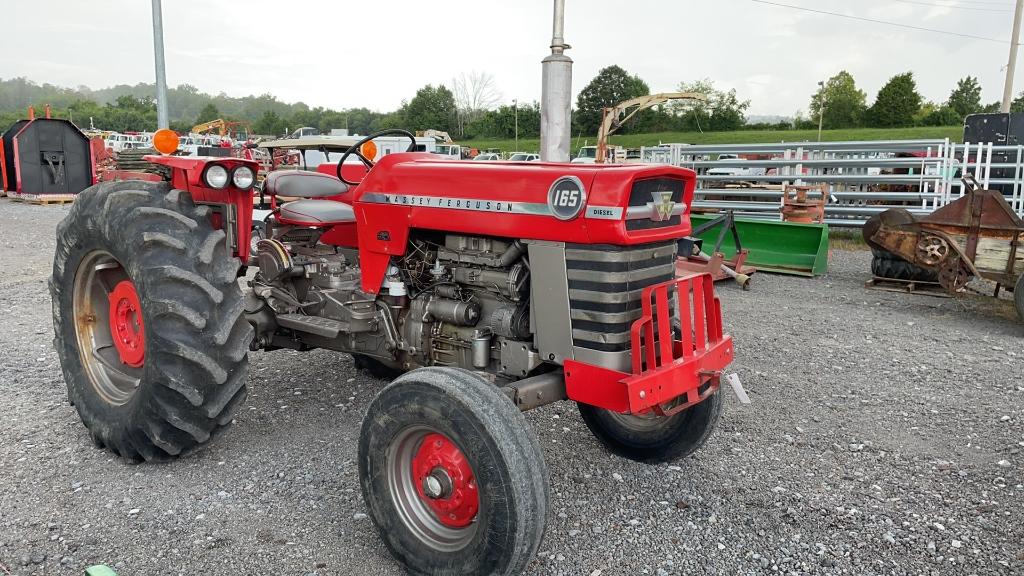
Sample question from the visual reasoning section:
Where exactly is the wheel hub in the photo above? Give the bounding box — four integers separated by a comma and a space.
107, 280, 145, 367
916, 234, 950, 266
412, 433, 478, 528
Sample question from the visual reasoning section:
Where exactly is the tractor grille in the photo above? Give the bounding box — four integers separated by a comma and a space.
566, 240, 677, 353
625, 177, 684, 231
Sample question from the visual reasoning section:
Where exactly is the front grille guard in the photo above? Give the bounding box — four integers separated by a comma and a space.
633, 273, 723, 373
563, 272, 733, 416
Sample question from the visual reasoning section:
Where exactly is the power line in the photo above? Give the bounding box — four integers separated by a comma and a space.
940, 0, 1014, 5
891, 0, 1010, 11
750, 0, 1010, 43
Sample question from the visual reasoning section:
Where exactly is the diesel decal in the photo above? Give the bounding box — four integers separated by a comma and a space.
584, 205, 623, 220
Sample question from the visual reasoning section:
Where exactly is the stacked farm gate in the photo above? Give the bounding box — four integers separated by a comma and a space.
1, 114, 94, 204
641, 138, 1024, 228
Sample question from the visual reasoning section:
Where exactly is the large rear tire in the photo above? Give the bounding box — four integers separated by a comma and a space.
578, 390, 724, 464
358, 367, 548, 576
50, 181, 252, 461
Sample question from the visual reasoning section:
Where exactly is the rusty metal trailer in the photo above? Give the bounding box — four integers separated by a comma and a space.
865, 177, 1024, 320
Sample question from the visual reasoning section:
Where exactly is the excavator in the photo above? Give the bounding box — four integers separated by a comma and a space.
191, 118, 253, 140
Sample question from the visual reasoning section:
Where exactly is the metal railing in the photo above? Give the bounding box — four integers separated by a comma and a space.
639, 139, 1024, 226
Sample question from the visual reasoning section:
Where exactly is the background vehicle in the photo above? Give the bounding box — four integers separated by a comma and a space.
508, 152, 540, 161
472, 152, 501, 161
706, 153, 768, 179
50, 129, 733, 576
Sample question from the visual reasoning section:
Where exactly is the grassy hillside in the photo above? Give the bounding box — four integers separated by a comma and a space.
462, 126, 963, 154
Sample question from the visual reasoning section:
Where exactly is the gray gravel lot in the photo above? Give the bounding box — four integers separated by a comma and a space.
0, 199, 1022, 576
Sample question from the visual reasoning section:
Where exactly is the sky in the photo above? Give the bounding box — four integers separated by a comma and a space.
1, 0, 1020, 117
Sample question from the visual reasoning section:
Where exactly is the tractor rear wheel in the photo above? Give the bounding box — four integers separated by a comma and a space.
358, 367, 548, 576
578, 390, 724, 463
50, 181, 252, 461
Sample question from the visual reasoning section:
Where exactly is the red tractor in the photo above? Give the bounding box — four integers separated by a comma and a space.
51, 129, 734, 575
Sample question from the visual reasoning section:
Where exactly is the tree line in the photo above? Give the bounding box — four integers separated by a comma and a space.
2, 68, 1022, 141
804, 70, 1024, 130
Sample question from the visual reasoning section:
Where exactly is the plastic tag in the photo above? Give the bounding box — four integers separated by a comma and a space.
726, 373, 750, 404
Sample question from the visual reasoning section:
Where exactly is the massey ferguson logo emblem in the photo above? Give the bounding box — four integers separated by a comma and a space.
650, 190, 675, 221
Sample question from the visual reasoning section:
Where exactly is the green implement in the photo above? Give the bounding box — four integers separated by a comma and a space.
689, 214, 829, 277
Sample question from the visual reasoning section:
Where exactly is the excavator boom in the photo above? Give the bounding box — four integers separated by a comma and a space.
595, 92, 705, 163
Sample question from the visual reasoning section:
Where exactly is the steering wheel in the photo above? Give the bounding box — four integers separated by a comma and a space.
336, 129, 417, 185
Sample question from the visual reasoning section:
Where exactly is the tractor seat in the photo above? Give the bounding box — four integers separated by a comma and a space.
264, 170, 349, 198
279, 199, 355, 225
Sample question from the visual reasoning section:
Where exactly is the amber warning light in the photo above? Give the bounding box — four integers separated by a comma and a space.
152, 129, 179, 155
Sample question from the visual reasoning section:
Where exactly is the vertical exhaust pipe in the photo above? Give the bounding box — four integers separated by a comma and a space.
540, 0, 572, 162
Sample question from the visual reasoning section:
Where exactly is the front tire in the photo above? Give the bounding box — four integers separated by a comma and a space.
578, 390, 724, 463
51, 181, 252, 461
358, 367, 548, 576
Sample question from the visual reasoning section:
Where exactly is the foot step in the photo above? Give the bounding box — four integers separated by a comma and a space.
277, 314, 347, 338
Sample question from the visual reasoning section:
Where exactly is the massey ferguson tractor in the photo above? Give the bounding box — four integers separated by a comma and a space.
51, 128, 734, 575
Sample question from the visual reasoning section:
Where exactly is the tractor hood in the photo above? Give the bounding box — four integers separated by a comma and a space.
352, 152, 697, 247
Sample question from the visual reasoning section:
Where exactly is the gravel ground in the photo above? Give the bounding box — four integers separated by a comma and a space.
0, 199, 1021, 576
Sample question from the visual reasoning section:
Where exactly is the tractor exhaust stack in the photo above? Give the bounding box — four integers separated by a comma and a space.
540, 0, 572, 163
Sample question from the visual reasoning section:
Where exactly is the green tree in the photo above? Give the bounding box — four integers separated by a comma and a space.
914, 102, 960, 126
671, 79, 750, 132
810, 71, 867, 129
464, 102, 542, 140
866, 72, 922, 128
1013, 91, 1024, 113
253, 110, 287, 136
404, 85, 457, 132
575, 65, 650, 135
195, 102, 220, 125
947, 76, 982, 119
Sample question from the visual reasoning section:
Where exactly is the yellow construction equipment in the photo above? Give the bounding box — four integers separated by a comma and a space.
191, 119, 252, 139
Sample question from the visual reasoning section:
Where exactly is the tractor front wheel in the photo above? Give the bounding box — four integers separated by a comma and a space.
578, 390, 724, 463
51, 181, 252, 461
358, 367, 548, 576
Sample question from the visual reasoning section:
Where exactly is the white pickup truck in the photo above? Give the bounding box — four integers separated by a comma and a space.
705, 154, 767, 179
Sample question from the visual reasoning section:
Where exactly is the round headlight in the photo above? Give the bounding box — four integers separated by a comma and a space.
204, 164, 229, 189
232, 166, 255, 189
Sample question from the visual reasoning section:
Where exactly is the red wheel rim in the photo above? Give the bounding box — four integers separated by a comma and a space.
107, 279, 145, 367
411, 433, 479, 528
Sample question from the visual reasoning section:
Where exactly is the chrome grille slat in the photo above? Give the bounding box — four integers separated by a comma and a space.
566, 240, 677, 353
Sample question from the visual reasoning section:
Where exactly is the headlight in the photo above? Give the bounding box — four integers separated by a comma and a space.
203, 164, 229, 189
232, 166, 255, 189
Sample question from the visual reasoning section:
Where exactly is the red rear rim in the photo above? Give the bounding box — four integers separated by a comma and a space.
411, 433, 479, 528
107, 280, 145, 367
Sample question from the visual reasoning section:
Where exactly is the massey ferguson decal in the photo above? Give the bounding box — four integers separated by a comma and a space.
361, 192, 550, 216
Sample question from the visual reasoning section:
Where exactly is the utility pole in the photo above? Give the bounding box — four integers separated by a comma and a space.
540, 0, 572, 162
817, 80, 826, 142
151, 0, 169, 129
513, 99, 519, 150
1001, 0, 1024, 113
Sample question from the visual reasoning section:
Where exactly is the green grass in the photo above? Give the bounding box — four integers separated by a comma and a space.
462, 126, 963, 154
